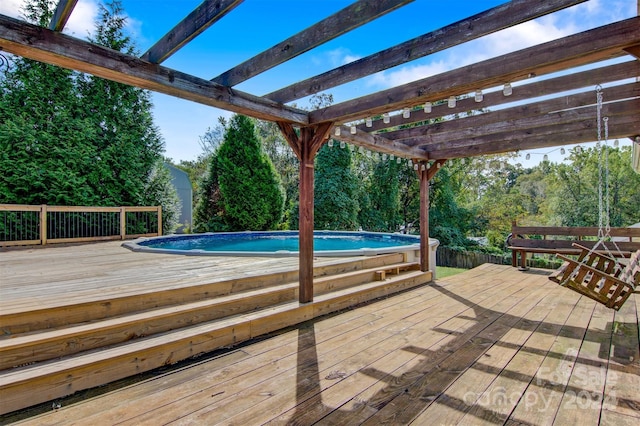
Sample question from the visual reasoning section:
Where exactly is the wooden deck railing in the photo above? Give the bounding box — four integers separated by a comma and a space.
0, 204, 162, 247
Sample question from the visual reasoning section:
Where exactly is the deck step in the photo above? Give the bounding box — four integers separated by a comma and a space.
0, 253, 406, 335
0, 261, 422, 369
0, 269, 431, 415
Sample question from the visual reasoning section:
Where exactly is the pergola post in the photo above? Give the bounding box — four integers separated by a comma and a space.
277, 122, 332, 303
418, 159, 447, 273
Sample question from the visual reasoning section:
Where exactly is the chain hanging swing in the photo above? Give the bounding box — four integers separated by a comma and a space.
548, 85, 640, 310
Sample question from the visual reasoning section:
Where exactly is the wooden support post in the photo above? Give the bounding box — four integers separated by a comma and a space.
419, 159, 447, 272
157, 206, 163, 236
276, 121, 333, 303
120, 207, 127, 240
40, 204, 47, 245
419, 166, 430, 272
299, 136, 315, 303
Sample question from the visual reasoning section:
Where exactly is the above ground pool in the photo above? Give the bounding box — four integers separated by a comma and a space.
123, 230, 434, 257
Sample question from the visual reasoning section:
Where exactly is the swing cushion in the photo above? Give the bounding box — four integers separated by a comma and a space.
549, 245, 638, 311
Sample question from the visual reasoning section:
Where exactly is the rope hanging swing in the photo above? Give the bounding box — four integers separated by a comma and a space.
548, 85, 640, 310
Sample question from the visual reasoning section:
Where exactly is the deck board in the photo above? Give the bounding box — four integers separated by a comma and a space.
1, 245, 638, 425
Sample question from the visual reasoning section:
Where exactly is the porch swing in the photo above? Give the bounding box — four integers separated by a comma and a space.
548, 86, 640, 310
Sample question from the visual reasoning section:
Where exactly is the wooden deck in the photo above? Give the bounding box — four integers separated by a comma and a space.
1, 243, 639, 425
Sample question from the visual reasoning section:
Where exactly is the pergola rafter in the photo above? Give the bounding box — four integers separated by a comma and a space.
141, 0, 244, 64
1, 0, 639, 302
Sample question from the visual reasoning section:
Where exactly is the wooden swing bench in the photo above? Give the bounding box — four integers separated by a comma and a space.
549, 243, 640, 310
507, 222, 640, 269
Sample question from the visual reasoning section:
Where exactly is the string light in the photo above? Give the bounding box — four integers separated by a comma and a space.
424, 101, 432, 113
543, 154, 549, 161
403, 107, 411, 119
613, 139, 619, 148
503, 83, 513, 96
575, 145, 583, 153
365, 117, 372, 127
383, 113, 390, 124
328, 139, 334, 147
408, 159, 413, 167
340, 141, 345, 149
382, 153, 387, 161
474, 90, 483, 102
560, 148, 565, 155
334, 127, 341, 136
448, 96, 456, 108
396, 157, 401, 164
526, 153, 531, 160
359, 146, 364, 154
413, 163, 419, 171
390, 154, 395, 160
350, 125, 356, 134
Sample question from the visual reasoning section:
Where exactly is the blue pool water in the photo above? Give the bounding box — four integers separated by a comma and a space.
123, 231, 422, 257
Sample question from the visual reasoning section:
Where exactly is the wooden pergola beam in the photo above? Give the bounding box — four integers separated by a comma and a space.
332, 126, 428, 160
211, 0, 412, 87
309, 17, 640, 125
393, 82, 640, 146
141, 0, 243, 64
48, 0, 78, 31
420, 98, 640, 153
427, 110, 640, 159
266, 0, 587, 103
361, 60, 640, 133
0, 14, 308, 124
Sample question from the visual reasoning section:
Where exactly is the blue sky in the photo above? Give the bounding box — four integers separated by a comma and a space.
1, 0, 637, 165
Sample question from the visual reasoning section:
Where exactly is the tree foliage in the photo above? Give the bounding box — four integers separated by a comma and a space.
314, 143, 359, 230
0, 0, 178, 232
195, 115, 285, 231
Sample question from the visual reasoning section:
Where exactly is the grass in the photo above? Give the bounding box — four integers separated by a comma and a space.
436, 266, 467, 279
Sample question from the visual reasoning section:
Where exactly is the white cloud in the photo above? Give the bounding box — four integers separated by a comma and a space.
63, 0, 100, 38
0, 0, 99, 38
367, 60, 450, 88
322, 48, 362, 67
0, 0, 24, 18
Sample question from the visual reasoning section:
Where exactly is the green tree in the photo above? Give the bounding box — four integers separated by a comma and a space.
78, 0, 164, 206
255, 119, 299, 227
193, 151, 226, 231
215, 115, 285, 231
0, 1, 95, 205
139, 161, 181, 234
359, 155, 402, 232
546, 146, 640, 227
314, 143, 359, 230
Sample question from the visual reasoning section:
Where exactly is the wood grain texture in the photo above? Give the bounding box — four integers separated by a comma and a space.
211, 0, 412, 87
9, 263, 637, 425
0, 14, 309, 124
266, 0, 588, 103
309, 17, 640, 125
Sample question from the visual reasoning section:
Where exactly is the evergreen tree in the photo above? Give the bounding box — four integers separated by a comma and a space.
314, 143, 359, 230
78, 0, 164, 206
216, 114, 285, 231
141, 161, 181, 234
0, 1, 96, 205
359, 158, 402, 232
193, 151, 226, 231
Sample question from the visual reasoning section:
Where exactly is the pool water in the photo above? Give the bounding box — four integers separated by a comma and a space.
124, 231, 422, 257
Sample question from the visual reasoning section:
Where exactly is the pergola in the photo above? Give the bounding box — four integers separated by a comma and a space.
1, 0, 639, 304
